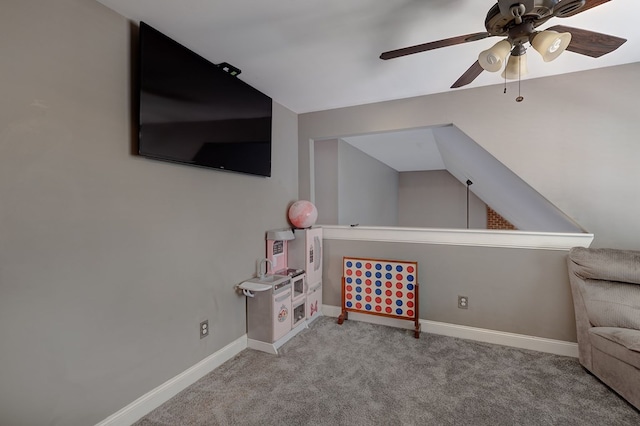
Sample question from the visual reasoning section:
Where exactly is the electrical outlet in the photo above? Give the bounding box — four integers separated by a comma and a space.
200, 320, 209, 339
458, 296, 469, 309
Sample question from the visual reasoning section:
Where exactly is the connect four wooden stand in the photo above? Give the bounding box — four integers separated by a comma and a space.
337, 257, 420, 338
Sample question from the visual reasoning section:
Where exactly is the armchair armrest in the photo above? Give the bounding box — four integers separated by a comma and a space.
568, 247, 640, 285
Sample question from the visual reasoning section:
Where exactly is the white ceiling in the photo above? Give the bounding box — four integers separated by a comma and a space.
96, 0, 640, 114
341, 127, 445, 172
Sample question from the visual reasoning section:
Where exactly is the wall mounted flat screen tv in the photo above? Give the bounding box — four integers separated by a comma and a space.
138, 22, 272, 177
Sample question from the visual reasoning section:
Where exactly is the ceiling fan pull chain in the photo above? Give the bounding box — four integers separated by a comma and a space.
504, 60, 507, 94
516, 56, 524, 102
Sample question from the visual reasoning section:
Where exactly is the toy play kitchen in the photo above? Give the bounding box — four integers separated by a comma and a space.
237, 224, 323, 354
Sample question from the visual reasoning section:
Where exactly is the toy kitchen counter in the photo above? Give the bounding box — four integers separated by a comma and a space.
237, 268, 321, 355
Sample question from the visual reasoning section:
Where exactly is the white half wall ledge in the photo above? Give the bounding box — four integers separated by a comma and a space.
322, 305, 579, 358
320, 225, 594, 250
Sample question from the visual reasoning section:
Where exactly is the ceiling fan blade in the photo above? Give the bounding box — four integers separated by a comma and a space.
581, 0, 612, 11
451, 61, 484, 88
547, 25, 626, 58
380, 32, 491, 60
555, 0, 611, 17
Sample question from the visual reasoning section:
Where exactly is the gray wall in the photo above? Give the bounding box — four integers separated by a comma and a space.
322, 240, 575, 342
338, 140, 398, 226
314, 139, 399, 226
299, 61, 640, 348
299, 62, 640, 250
313, 139, 339, 224
0, 1, 298, 425
398, 170, 487, 229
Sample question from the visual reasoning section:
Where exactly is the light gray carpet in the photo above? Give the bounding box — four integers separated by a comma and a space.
134, 316, 639, 425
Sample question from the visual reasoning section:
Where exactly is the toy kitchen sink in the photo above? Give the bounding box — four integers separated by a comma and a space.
238, 274, 294, 353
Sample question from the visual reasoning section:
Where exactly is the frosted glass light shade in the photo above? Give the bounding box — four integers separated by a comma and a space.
501, 53, 528, 80
478, 40, 512, 72
531, 30, 572, 62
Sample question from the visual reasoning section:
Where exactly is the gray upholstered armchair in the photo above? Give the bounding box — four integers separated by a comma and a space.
567, 247, 640, 410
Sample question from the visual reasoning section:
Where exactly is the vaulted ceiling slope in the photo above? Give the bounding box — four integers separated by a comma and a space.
342, 125, 585, 233
433, 125, 584, 233
97, 0, 640, 113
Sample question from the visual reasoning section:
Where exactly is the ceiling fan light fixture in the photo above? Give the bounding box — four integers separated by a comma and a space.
531, 30, 572, 62
478, 40, 512, 72
501, 52, 528, 80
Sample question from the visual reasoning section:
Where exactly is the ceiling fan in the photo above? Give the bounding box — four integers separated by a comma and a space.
380, 0, 627, 91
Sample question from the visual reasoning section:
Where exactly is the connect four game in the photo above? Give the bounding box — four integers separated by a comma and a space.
338, 257, 420, 338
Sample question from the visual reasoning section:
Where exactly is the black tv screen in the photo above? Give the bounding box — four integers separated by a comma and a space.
138, 22, 272, 177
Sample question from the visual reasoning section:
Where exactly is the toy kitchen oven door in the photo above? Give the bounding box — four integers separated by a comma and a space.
290, 269, 307, 329
289, 227, 323, 322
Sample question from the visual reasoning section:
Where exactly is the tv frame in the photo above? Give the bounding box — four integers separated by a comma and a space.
137, 21, 273, 177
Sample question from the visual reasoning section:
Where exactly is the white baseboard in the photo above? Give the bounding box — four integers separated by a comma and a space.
98, 307, 578, 425
96, 335, 247, 426
247, 320, 310, 355
322, 305, 578, 358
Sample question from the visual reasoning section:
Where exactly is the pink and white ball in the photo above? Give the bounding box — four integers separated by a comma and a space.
288, 200, 318, 228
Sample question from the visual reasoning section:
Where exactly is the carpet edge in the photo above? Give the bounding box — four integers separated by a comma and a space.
95, 335, 248, 426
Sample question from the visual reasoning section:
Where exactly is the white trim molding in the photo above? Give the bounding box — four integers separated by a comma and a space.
98, 304, 580, 426
322, 305, 578, 358
96, 335, 247, 426
321, 225, 593, 250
